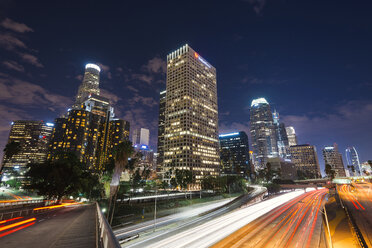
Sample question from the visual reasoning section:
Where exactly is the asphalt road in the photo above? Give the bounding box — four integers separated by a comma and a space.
0, 204, 96, 248
125, 188, 310, 248
213, 188, 328, 248
338, 182, 372, 247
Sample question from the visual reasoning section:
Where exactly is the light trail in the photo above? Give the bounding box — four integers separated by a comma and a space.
0, 218, 36, 232
0, 222, 36, 238
130, 189, 313, 248
0, 217, 23, 225
33, 202, 82, 211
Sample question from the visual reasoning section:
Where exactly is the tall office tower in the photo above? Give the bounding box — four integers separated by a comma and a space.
345, 147, 361, 176
105, 119, 130, 162
288, 144, 321, 178
74, 63, 101, 108
219, 132, 251, 178
272, 110, 289, 158
322, 143, 346, 177
2, 121, 53, 173
286, 126, 298, 146
250, 98, 278, 167
132, 128, 150, 146
157, 90, 166, 171
163, 44, 220, 184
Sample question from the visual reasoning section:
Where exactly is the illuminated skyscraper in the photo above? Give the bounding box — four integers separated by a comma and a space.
157, 90, 166, 170
250, 98, 278, 167
288, 144, 321, 178
2, 121, 53, 173
286, 126, 298, 146
322, 143, 346, 177
163, 44, 219, 184
272, 110, 289, 158
132, 128, 150, 146
219, 132, 251, 178
345, 146, 361, 176
74, 63, 101, 108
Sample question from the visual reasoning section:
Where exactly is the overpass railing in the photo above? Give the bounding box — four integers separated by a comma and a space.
96, 202, 121, 248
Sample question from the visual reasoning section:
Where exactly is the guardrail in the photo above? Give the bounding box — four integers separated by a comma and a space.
96, 202, 121, 248
343, 205, 368, 248
0, 199, 43, 208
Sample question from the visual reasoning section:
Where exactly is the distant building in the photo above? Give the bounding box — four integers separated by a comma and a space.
288, 144, 321, 178
250, 98, 278, 167
360, 161, 372, 176
345, 147, 361, 176
156, 90, 166, 172
162, 44, 220, 185
132, 128, 150, 147
322, 143, 346, 178
219, 132, 251, 178
74, 63, 101, 109
267, 157, 297, 181
272, 110, 289, 158
286, 126, 298, 147
1, 120, 53, 175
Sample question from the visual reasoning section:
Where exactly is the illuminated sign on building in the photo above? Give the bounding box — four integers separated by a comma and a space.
194, 52, 211, 68
219, 132, 239, 138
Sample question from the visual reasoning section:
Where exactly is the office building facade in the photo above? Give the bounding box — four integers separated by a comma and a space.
288, 144, 321, 178
74, 63, 101, 108
322, 143, 346, 177
219, 132, 251, 178
157, 90, 166, 171
286, 126, 298, 147
250, 98, 278, 167
132, 128, 150, 146
163, 44, 220, 184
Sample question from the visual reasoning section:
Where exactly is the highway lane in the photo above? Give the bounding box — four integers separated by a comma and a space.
114, 197, 235, 240
126, 188, 313, 248
0, 204, 96, 248
338, 182, 372, 246
213, 188, 328, 248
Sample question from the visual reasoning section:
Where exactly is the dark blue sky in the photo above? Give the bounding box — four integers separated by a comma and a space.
1, 0, 371, 174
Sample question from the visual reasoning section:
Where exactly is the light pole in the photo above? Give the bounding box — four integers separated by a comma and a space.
154, 185, 157, 231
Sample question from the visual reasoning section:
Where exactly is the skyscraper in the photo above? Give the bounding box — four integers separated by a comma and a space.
157, 90, 166, 171
286, 126, 298, 146
272, 110, 289, 158
132, 128, 150, 146
323, 143, 346, 177
250, 98, 278, 167
219, 132, 251, 178
74, 63, 101, 108
2, 121, 53, 173
288, 144, 321, 178
163, 44, 220, 184
345, 146, 361, 176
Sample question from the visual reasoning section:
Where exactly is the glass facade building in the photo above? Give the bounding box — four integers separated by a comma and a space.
219, 131, 251, 178
322, 143, 346, 177
250, 98, 278, 167
345, 146, 361, 176
156, 90, 166, 171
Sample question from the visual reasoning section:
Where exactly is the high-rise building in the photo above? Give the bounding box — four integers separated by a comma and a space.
132, 128, 150, 146
286, 126, 298, 147
272, 110, 289, 158
250, 98, 278, 167
2, 121, 53, 174
267, 157, 297, 180
48, 63, 129, 171
322, 143, 346, 178
163, 44, 220, 184
219, 132, 251, 178
288, 144, 321, 178
157, 90, 166, 171
74, 63, 101, 108
345, 147, 361, 176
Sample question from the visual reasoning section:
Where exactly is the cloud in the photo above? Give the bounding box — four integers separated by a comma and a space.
19, 53, 43, 67
219, 121, 250, 135
245, 0, 267, 15
0, 18, 33, 33
100, 89, 121, 104
126, 85, 139, 93
241, 76, 288, 85
0, 33, 27, 50
98, 63, 110, 72
132, 73, 154, 85
128, 94, 157, 108
0, 73, 71, 108
143, 57, 166, 74
2, 61, 24, 72
75, 74, 83, 81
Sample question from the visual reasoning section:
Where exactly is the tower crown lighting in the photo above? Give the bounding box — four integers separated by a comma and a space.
251, 98, 268, 107
85, 63, 101, 72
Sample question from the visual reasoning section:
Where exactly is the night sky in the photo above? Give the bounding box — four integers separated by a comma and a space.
1, 0, 371, 175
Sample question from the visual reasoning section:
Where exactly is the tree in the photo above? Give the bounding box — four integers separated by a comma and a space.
174, 169, 193, 190
325, 164, 335, 179
3, 141, 21, 161
25, 152, 100, 202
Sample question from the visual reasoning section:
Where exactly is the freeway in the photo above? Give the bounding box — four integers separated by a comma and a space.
0, 203, 96, 248
115, 196, 236, 240
125, 188, 313, 248
338, 182, 372, 246
213, 188, 328, 248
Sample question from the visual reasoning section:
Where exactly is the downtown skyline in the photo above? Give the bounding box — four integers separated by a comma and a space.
1, 0, 372, 175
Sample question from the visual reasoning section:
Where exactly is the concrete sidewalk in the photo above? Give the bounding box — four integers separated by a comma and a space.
0, 204, 97, 248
